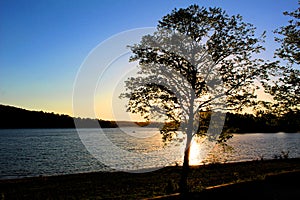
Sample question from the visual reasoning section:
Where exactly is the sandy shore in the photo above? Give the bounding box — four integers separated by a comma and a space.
1, 158, 300, 199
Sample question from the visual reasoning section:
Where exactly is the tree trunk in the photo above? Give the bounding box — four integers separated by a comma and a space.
180, 86, 195, 195
179, 133, 192, 195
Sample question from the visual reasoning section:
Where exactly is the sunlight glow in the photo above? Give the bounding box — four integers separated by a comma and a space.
189, 138, 205, 166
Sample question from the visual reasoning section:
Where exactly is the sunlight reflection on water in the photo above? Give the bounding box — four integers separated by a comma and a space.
0, 129, 299, 179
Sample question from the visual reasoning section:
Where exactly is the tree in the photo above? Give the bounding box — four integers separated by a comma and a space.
121, 5, 275, 194
265, 2, 300, 114
274, 2, 300, 65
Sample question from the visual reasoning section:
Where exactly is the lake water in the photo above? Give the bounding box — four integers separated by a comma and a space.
0, 128, 299, 179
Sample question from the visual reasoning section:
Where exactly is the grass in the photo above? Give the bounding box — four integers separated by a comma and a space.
1, 158, 300, 199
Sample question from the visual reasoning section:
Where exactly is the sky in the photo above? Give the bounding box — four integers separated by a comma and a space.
0, 0, 298, 120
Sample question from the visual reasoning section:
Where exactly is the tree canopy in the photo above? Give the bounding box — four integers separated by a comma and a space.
274, 3, 300, 65
264, 3, 300, 114
122, 5, 273, 141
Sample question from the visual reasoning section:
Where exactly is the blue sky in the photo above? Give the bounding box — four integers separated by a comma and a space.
0, 0, 298, 119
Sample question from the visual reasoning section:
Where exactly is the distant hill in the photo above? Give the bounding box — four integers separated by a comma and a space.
0, 104, 299, 132
0, 104, 117, 129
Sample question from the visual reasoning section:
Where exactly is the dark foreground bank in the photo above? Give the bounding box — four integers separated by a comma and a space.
148, 170, 300, 200
1, 158, 300, 200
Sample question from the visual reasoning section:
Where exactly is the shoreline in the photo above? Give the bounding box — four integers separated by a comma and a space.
1, 158, 300, 199
0, 156, 298, 181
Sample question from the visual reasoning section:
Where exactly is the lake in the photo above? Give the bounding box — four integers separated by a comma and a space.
0, 128, 299, 179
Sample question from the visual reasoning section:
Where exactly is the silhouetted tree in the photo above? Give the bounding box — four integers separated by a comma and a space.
264, 3, 300, 114
274, 2, 300, 65
121, 5, 277, 194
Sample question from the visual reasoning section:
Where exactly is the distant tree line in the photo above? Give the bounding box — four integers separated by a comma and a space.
0, 104, 117, 129
0, 104, 299, 132
224, 111, 300, 133
161, 110, 300, 137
